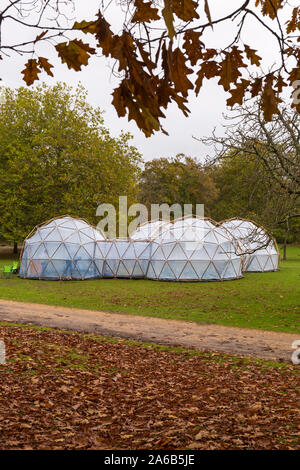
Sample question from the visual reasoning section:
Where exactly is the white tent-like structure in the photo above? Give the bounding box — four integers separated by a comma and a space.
20, 215, 280, 282
99, 239, 151, 278
19, 216, 105, 280
221, 219, 279, 272
130, 220, 172, 240
147, 217, 243, 281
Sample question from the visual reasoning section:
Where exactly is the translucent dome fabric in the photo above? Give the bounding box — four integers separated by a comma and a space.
147, 217, 243, 281
99, 240, 151, 278
20, 216, 105, 280
130, 220, 172, 240
221, 219, 279, 272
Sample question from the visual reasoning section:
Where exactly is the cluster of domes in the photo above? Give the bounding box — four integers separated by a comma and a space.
20, 215, 279, 281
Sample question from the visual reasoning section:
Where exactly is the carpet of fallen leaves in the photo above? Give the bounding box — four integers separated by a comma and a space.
0, 323, 299, 450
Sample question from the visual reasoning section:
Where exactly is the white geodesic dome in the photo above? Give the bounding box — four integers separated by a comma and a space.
20, 216, 105, 280
130, 220, 172, 240
221, 219, 279, 272
97, 239, 151, 278
147, 217, 243, 281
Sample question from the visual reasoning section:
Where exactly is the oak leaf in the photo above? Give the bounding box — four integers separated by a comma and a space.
38, 57, 54, 77
73, 19, 98, 33
227, 79, 251, 107
131, 0, 160, 23
173, 0, 199, 22
218, 47, 246, 91
255, 0, 284, 19
261, 74, 281, 121
183, 31, 204, 66
55, 40, 96, 71
244, 45, 262, 66
286, 7, 300, 34
21, 59, 41, 86
251, 77, 263, 97
170, 48, 193, 97
195, 61, 220, 94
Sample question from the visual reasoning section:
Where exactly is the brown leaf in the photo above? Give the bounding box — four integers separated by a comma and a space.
195, 61, 220, 94
131, 0, 160, 23
244, 45, 262, 66
255, 0, 284, 20
173, 0, 199, 22
162, 0, 176, 40
21, 59, 41, 86
55, 40, 96, 71
93, 14, 116, 57
73, 18, 101, 35
169, 48, 193, 97
183, 31, 204, 66
261, 74, 282, 121
195, 430, 210, 440
218, 47, 246, 91
34, 30, 48, 43
204, 0, 213, 29
251, 77, 263, 97
286, 7, 300, 34
275, 75, 287, 93
38, 57, 54, 77
227, 79, 251, 107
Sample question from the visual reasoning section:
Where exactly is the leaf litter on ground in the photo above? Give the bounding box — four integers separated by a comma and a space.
0, 322, 299, 450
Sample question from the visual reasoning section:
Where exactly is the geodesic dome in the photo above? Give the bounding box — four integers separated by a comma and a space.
221, 219, 279, 272
99, 239, 151, 278
130, 220, 172, 240
19, 216, 105, 280
147, 217, 243, 281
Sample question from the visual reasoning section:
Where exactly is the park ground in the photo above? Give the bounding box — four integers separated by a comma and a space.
0, 245, 299, 333
0, 245, 299, 450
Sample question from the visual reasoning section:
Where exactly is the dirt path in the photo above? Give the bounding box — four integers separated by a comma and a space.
0, 299, 298, 362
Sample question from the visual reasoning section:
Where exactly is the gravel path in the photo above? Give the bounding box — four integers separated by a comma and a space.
0, 299, 298, 362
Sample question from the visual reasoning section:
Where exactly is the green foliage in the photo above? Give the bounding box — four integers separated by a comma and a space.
0, 83, 142, 244
138, 154, 218, 217
210, 151, 299, 240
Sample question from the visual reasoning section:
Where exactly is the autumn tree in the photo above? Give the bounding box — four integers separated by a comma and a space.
0, 1, 299, 136
138, 154, 218, 216
0, 83, 141, 251
200, 99, 300, 197
209, 151, 299, 258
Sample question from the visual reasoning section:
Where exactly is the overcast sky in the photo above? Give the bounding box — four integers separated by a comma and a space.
1, 0, 296, 163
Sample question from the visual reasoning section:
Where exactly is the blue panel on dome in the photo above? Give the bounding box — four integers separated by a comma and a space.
204, 262, 220, 280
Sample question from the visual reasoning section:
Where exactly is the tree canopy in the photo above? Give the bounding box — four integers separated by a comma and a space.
0, 1, 299, 136
138, 154, 218, 216
0, 83, 141, 246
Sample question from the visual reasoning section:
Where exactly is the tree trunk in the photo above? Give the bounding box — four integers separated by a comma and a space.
13, 241, 18, 254
283, 218, 290, 261
283, 237, 287, 261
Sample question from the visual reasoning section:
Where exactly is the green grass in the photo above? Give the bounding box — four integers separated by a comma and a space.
0, 245, 299, 334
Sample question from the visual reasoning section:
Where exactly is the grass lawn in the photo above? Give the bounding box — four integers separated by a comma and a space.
0, 322, 298, 450
0, 245, 299, 334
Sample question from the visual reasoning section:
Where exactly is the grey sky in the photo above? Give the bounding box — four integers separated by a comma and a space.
1, 0, 296, 162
